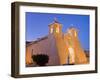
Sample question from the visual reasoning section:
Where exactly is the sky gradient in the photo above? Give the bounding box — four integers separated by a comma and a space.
26, 12, 90, 50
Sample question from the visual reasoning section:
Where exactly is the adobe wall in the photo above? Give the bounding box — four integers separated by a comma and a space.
26, 34, 60, 66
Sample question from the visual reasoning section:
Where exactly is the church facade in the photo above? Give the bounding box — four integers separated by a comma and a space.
26, 20, 88, 66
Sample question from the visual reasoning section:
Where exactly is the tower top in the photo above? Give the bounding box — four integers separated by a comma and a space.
49, 18, 62, 34
68, 24, 79, 32
54, 17, 60, 23
54, 17, 58, 23
49, 18, 61, 26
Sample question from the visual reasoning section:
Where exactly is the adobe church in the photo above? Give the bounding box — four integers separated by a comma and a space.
26, 19, 88, 66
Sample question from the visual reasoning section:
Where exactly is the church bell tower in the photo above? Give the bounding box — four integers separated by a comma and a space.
48, 18, 69, 65
49, 18, 62, 35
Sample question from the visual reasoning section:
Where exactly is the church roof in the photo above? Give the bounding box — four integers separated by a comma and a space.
26, 36, 48, 47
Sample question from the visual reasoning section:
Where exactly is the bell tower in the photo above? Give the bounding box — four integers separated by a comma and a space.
49, 18, 62, 35
48, 18, 69, 65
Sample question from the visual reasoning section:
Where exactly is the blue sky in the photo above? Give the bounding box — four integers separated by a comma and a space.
26, 12, 90, 50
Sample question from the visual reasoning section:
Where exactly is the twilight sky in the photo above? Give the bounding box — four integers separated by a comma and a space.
26, 12, 90, 50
